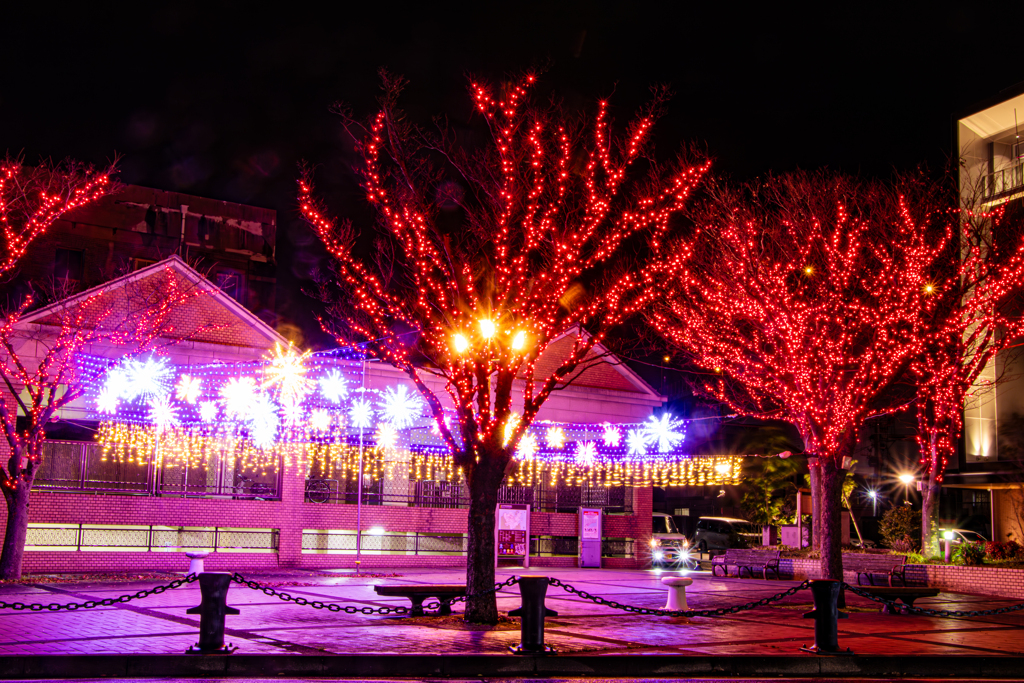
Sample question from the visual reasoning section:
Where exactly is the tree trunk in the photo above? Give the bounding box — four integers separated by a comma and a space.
463, 454, 506, 624
0, 478, 31, 580
809, 457, 822, 552
921, 438, 941, 556
818, 456, 846, 581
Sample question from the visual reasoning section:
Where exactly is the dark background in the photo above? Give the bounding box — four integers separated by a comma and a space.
2, 1, 1021, 401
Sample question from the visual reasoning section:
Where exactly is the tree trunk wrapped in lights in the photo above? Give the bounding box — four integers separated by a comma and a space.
299, 72, 708, 623
651, 171, 959, 580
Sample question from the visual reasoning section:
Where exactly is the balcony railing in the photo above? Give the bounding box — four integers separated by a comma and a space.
985, 162, 1024, 199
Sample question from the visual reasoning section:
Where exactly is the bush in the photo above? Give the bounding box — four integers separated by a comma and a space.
985, 540, 1023, 560
890, 534, 916, 554
879, 505, 921, 549
953, 542, 985, 566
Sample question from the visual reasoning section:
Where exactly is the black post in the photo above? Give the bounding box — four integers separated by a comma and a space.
186, 572, 240, 654
800, 579, 852, 655
509, 575, 558, 654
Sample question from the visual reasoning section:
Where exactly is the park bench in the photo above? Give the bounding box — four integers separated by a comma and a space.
854, 585, 940, 614
843, 552, 908, 586
373, 584, 466, 616
710, 548, 781, 579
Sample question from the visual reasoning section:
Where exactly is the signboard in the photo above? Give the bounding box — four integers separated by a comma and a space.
581, 509, 601, 540
495, 504, 530, 567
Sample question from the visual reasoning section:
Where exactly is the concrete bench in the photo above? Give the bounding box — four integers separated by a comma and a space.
843, 553, 908, 587
711, 548, 781, 579
373, 584, 466, 616
856, 586, 940, 614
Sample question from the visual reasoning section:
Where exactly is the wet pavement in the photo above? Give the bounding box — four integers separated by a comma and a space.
0, 566, 1021, 658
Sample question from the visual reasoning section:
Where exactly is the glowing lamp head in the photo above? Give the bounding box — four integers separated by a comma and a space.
479, 319, 496, 339
511, 330, 527, 350
898, 473, 915, 485
943, 530, 955, 541
452, 333, 469, 353
923, 282, 935, 294
804, 265, 814, 276
867, 489, 877, 499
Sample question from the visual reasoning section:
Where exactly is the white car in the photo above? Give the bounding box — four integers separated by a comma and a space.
650, 513, 697, 568
940, 529, 988, 545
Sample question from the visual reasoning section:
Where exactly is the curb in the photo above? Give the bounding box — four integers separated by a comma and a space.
0, 654, 1023, 679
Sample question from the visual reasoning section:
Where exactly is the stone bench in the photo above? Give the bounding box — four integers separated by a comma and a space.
373, 584, 466, 616
855, 586, 940, 614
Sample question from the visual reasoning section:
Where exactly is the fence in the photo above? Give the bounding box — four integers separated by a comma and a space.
35, 440, 281, 500
306, 478, 633, 514
25, 523, 279, 553
302, 530, 635, 559
986, 162, 1024, 199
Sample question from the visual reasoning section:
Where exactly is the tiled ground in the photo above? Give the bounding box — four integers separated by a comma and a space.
0, 566, 1022, 656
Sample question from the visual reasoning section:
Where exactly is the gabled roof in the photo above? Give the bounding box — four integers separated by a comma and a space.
522, 328, 663, 399
18, 255, 287, 349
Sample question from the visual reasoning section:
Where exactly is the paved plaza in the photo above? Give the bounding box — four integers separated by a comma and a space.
0, 566, 1022, 659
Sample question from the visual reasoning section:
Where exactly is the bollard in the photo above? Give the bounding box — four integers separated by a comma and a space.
800, 579, 852, 655
509, 575, 558, 654
186, 572, 240, 654
185, 550, 210, 575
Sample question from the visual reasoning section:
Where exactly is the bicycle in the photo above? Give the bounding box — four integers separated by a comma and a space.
305, 478, 332, 504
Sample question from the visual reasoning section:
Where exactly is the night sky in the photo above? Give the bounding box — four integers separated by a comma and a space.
3, 2, 1022, 370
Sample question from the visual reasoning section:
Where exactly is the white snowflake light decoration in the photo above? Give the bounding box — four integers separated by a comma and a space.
198, 400, 219, 423
349, 398, 374, 429
247, 393, 279, 449
626, 428, 648, 457
124, 356, 174, 403
376, 423, 398, 450
148, 396, 179, 434
319, 370, 348, 404
575, 441, 598, 467
175, 375, 202, 404
642, 413, 686, 453
515, 433, 538, 460
378, 384, 423, 429
545, 426, 565, 449
220, 377, 257, 420
309, 408, 332, 432
95, 388, 119, 414
602, 423, 621, 447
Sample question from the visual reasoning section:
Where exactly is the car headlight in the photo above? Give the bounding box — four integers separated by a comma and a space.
653, 550, 664, 561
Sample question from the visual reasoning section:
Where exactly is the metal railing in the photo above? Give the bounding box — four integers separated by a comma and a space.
986, 162, 1024, 199
301, 530, 468, 555
25, 523, 279, 553
34, 441, 281, 500
304, 478, 633, 514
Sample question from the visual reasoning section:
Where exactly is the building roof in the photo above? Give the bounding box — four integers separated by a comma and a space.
18, 255, 287, 349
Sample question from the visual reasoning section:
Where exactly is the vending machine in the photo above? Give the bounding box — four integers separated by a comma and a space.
495, 503, 531, 568
579, 507, 602, 568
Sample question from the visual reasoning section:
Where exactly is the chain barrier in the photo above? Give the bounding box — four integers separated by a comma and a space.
547, 577, 812, 618
841, 582, 1024, 618
0, 573, 198, 612
230, 573, 520, 615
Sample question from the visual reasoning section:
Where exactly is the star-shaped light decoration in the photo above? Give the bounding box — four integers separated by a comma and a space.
642, 412, 686, 453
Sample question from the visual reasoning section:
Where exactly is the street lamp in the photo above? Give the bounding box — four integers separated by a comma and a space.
866, 488, 878, 516
898, 473, 915, 503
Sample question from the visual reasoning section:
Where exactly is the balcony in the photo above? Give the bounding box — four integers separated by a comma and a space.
985, 162, 1024, 201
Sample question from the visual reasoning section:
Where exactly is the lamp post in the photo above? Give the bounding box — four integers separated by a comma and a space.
867, 488, 878, 517
943, 530, 955, 563
898, 473, 915, 504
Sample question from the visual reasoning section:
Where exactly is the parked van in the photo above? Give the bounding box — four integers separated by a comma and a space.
693, 516, 760, 553
650, 513, 696, 568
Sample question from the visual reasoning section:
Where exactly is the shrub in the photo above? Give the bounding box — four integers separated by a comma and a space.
879, 505, 921, 549
985, 540, 1023, 560
953, 542, 985, 566
890, 534, 916, 554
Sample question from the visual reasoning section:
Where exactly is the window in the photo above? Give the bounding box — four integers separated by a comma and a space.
130, 257, 156, 272
54, 249, 84, 283
215, 270, 242, 303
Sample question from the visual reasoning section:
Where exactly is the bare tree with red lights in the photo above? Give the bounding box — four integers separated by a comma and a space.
651, 171, 952, 580
0, 155, 115, 278
300, 72, 708, 622
0, 269, 210, 579
913, 189, 1024, 555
